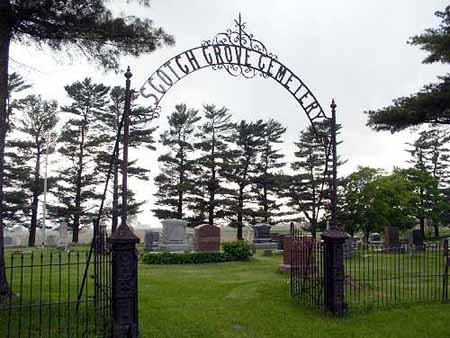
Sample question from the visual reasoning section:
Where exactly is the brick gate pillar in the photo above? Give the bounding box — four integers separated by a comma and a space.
321, 228, 346, 315
111, 224, 140, 338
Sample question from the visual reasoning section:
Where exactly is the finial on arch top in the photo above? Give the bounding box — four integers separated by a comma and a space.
330, 99, 337, 111
125, 66, 133, 79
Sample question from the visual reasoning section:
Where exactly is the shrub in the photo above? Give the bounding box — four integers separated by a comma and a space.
142, 252, 226, 265
223, 241, 253, 261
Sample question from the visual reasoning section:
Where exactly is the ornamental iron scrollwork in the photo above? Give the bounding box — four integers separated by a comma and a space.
202, 13, 278, 79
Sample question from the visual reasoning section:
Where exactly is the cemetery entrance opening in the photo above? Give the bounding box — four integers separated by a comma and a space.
82, 14, 337, 337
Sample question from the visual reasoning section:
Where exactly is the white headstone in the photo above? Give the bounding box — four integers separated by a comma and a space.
160, 219, 189, 252
162, 219, 187, 244
57, 224, 69, 248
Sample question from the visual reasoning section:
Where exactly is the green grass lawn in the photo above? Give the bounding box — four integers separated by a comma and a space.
2, 247, 450, 338
138, 252, 450, 338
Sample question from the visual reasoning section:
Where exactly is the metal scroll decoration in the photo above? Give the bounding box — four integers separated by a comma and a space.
138, 14, 331, 147
201, 13, 278, 79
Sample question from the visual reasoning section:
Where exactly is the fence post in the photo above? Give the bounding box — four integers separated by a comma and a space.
443, 239, 449, 302
321, 228, 346, 315
111, 224, 140, 338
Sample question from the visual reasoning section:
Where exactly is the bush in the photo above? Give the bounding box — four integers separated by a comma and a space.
142, 252, 226, 265
223, 241, 253, 261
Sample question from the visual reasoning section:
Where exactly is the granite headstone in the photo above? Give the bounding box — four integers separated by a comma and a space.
194, 224, 220, 252
160, 219, 189, 252
384, 226, 400, 250
410, 229, 424, 248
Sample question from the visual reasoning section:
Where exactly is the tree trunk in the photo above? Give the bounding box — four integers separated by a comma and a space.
433, 223, 439, 238
29, 148, 41, 247
420, 217, 425, 239
237, 185, 244, 240
0, 0, 11, 298
263, 181, 268, 224
73, 122, 86, 243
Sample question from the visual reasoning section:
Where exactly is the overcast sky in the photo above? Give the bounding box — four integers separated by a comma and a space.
9, 0, 449, 227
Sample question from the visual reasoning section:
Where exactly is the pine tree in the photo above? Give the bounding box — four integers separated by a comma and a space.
0, 0, 173, 297
53, 78, 109, 243
7, 95, 58, 246
153, 104, 201, 221
406, 128, 450, 236
193, 105, 234, 225
96, 86, 155, 232
223, 120, 266, 239
283, 121, 342, 238
2, 73, 32, 226
253, 119, 286, 224
367, 5, 450, 131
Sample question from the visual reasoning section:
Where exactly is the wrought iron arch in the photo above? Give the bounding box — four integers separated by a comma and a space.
135, 14, 338, 228
139, 15, 331, 143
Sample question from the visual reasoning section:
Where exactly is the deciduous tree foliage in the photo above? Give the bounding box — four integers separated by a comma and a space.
366, 6, 450, 131
338, 166, 384, 238
0, 0, 173, 297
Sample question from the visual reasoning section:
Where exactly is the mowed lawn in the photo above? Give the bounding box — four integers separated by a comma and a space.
138, 252, 450, 338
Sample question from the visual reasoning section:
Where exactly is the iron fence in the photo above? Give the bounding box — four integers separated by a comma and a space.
345, 240, 449, 311
0, 226, 112, 338
290, 227, 450, 314
290, 227, 325, 309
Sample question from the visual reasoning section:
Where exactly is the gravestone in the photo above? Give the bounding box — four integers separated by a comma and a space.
271, 233, 284, 250
57, 223, 69, 249
160, 219, 189, 252
384, 226, 400, 250
343, 236, 353, 259
194, 224, 220, 252
253, 223, 277, 249
46, 235, 57, 247
4, 236, 13, 247
144, 230, 159, 251
410, 229, 424, 248
279, 236, 292, 272
368, 232, 382, 244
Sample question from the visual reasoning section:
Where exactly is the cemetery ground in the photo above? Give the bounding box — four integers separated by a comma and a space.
139, 251, 450, 338
1, 246, 450, 338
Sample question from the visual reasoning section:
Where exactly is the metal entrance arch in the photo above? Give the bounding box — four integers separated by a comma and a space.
101, 14, 341, 336
133, 13, 338, 229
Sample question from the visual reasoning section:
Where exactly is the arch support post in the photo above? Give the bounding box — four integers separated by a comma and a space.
111, 67, 140, 338
330, 99, 338, 229
322, 229, 346, 315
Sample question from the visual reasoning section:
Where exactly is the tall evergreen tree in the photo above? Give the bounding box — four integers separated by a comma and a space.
153, 104, 200, 221
367, 6, 450, 131
223, 120, 266, 239
53, 78, 109, 243
282, 121, 342, 238
8, 95, 58, 246
0, 0, 173, 297
253, 119, 286, 224
96, 86, 155, 232
2, 73, 32, 226
406, 129, 450, 236
193, 105, 234, 225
